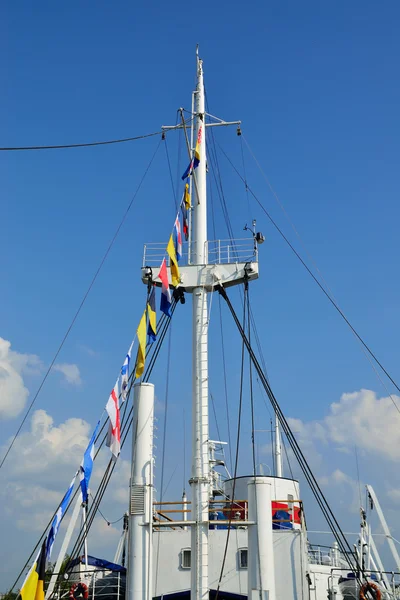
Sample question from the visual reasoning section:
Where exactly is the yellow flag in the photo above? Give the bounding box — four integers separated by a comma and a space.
167, 235, 180, 287
136, 310, 147, 378
20, 561, 39, 600
184, 182, 191, 209
20, 539, 46, 600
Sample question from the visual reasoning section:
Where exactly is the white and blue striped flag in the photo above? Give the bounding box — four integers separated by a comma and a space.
46, 472, 77, 560
79, 420, 100, 503
121, 341, 134, 403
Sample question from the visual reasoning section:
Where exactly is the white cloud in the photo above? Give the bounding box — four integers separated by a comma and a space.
0, 408, 130, 540
325, 389, 400, 461
386, 488, 400, 504
0, 337, 42, 419
77, 344, 98, 357
319, 469, 362, 513
288, 389, 400, 463
4, 409, 90, 481
53, 363, 82, 386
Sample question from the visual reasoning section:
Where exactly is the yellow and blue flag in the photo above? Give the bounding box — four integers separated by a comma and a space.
20, 539, 46, 600
181, 126, 202, 179
181, 181, 190, 241
136, 310, 147, 378
167, 235, 180, 287
184, 180, 191, 209
147, 286, 157, 343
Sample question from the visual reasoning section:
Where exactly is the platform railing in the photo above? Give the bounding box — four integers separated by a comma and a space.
142, 238, 257, 268
46, 569, 123, 600
329, 567, 400, 599
152, 498, 302, 528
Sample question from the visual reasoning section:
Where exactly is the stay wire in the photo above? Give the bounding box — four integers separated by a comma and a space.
210, 392, 223, 443
247, 284, 264, 596
164, 137, 178, 212
18, 303, 176, 589
204, 90, 237, 248
160, 327, 172, 502
217, 142, 400, 409
218, 298, 233, 473
242, 134, 400, 418
11, 406, 115, 592
222, 288, 359, 571
66, 397, 132, 566
214, 285, 247, 600
247, 286, 257, 479
154, 323, 173, 591
90, 495, 124, 527
13, 174, 175, 576
0, 138, 163, 474
0, 121, 193, 152
218, 285, 364, 583
282, 434, 295, 482
75, 305, 177, 561
14, 324, 146, 591
240, 135, 251, 223
70, 300, 178, 563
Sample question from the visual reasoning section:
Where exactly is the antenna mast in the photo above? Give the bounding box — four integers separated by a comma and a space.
275, 413, 283, 478
157, 47, 256, 600
190, 48, 209, 600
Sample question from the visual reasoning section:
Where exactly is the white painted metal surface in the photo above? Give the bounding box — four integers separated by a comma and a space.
248, 478, 276, 600
274, 414, 283, 479
127, 383, 154, 600
367, 485, 400, 572
152, 528, 310, 600
190, 50, 209, 600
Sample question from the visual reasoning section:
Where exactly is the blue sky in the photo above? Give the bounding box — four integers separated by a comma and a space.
1, 0, 400, 590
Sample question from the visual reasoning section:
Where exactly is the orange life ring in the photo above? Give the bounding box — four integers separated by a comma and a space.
69, 582, 89, 600
359, 581, 381, 600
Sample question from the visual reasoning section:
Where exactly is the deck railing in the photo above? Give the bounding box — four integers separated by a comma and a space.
47, 569, 124, 600
153, 498, 302, 528
142, 238, 258, 268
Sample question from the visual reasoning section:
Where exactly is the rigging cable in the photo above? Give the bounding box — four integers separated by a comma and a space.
164, 136, 178, 212
0, 139, 163, 474
68, 300, 179, 566
154, 323, 173, 594
214, 284, 247, 600
217, 142, 400, 408
239, 135, 252, 224
208, 171, 233, 470
210, 391, 223, 443
12, 301, 177, 591
13, 303, 165, 588
218, 284, 364, 583
0, 120, 193, 152
247, 285, 257, 479
91, 496, 125, 527
247, 282, 264, 597
69, 303, 176, 563
242, 134, 400, 417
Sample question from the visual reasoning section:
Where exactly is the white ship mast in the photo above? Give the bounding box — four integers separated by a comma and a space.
141, 47, 258, 600
190, 49, 210, 600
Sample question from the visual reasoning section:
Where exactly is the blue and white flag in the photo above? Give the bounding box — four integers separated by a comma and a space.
46, 473, 77, 560
121, 341, 134, 403
79, 420, 100, 503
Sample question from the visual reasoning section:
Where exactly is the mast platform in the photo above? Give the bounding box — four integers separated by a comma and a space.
141, 238, 259, 292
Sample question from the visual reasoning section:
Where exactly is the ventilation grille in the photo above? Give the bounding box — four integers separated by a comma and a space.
130, 484, 145, 515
